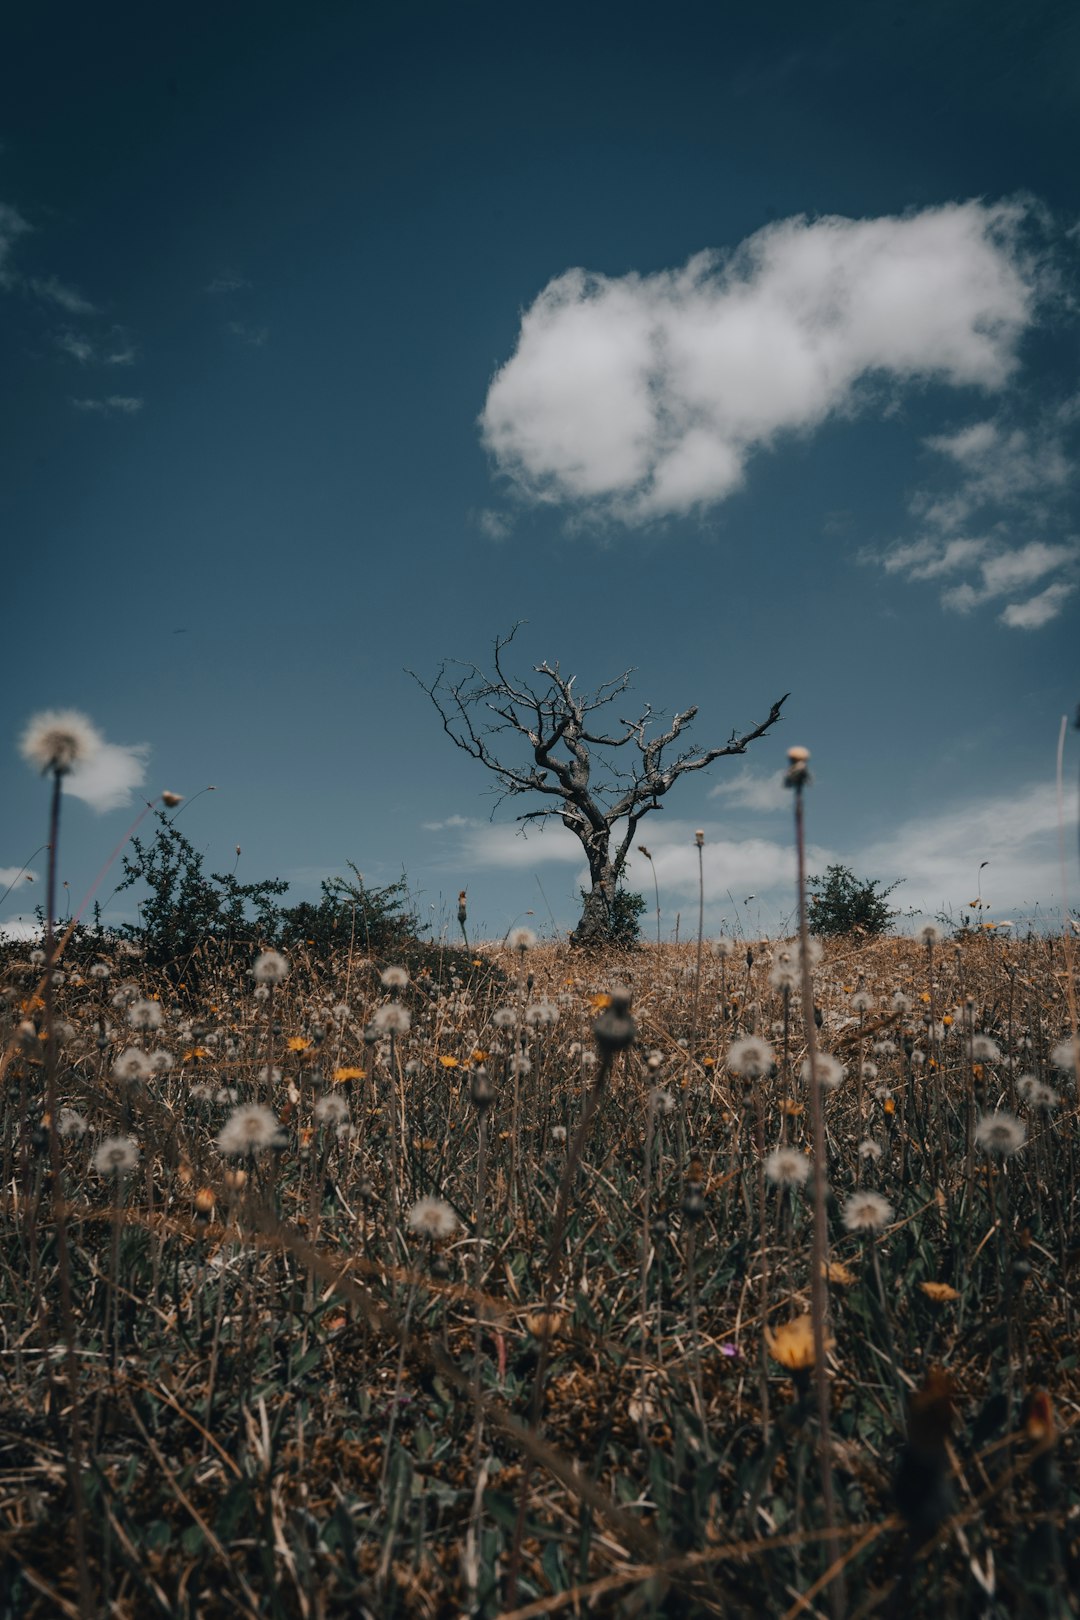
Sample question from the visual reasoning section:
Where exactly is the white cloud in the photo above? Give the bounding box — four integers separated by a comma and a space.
939, 540, 1077, 614
482, 200, 1038, 522
0, 915, 43, 942
999, 580, 1077, 629
70, 395, 145, 416
64, 741, 150, 813
0, 866, 38, 891
858, 782, 1077, 921
227, 321, 268, 347
476, 509, 512, 541
708, 767, 789, 811
424, 814, 588, 869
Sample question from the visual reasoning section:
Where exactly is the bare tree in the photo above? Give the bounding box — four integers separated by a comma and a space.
411, 626, 788, 946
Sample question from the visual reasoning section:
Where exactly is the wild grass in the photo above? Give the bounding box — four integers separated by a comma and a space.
0, 925, 1077, 1619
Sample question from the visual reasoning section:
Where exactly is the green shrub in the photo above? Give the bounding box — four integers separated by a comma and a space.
807, 864, 901, 938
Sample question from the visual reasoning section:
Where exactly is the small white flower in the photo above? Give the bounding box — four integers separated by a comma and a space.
974, 1111, 1026, 1157
842, 1191, 893, 1232
20, 709, 103, 775
217, 1104, 282, 1156
765, 1147, 811, 1187
93, 1135, 139, 1175
252, 950, 290, 986
406, 1197, 458, 1238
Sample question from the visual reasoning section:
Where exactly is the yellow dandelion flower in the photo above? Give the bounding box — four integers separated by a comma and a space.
333, 1066, 365, 1083
824, 1261, 857, 1285
438, 1055, 460, 1069
765, 1314, 827, 1371
919, 1281, 960, 1303
287, 1037, 311, 1052
590, 993, 612, 1010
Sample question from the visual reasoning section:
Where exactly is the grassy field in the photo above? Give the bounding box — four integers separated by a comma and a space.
1, 927, 1077, 1618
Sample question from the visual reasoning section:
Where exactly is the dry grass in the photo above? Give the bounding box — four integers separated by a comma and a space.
0, 929, 1077, 1618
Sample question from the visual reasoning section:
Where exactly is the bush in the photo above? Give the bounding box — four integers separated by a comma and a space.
577, 885, 647, 947
807, 864, 901, 938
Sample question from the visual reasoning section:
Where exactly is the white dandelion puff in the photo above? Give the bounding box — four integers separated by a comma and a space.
20, 709, 103, 775
112, 1049, 154, 1083
252, 950, 290, 986
371, 1003, 411, 1035
524, 1000, 559, 1028
850, 991, 874, 1014
858, 1138, 882, 1162
801, 1053, 846, 1089
842, 1191, 893, 1232
919, 923, 942, 946
726, 1036, 775, 1079
380, 966, 409, 990
974, 1111, 1026, 1157
1017, 1075, 1058, 1110
406, 1196, 458, 1238
93, 1135, 139, 1176
971, 1035, 1001, 1062
314, 1094, 350, 1127
1049, 1039, 1078, 1076
127, 999, 164, 1032
764, 1147, 811, 1187
216, 1104, 282, 1157
508, 927, 537, 952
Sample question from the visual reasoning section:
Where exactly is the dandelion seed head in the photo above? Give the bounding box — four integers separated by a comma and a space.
971, 1034, 1001, 1062
850, 991, 874, 1014
371, 1003, 411, 1035
20, 708, 103, 775
919, 923, 943, 945
858, 1138, 882, 1162
975, 1111, 1026, 1156
842, 1190, 893, 1232
801, 1053, 845, 1089
764, 1147, 811, 1187
93, 1135, 139, 1175
727, 1036, 774, 1080
127, 998, 164, 1032
58, 1108, 88, 1138
314, 1094, 349, 1126
380, 966, 409, 990
406, 1196, 458, 1238
112, 1048, 154, 1083
1017, 1075, 1058, 1110
216, 1103, 282, 1157
524, 1000, 559, 1028
1049, 1039, 1078, 1076
252, 950, 290, 986
508, 927, 536, 952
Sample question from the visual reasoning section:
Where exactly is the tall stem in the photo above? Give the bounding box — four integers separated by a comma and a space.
792, 769, 845, 1620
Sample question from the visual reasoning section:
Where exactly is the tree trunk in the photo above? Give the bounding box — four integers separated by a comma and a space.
571, 842, 618, 948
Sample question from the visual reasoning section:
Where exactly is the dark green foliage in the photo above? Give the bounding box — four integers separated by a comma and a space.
115, 813, 289, 977
577, 885, 647, 947
807, 863, 901, 938
116, 822, 425, 981
274, 863, 423, 958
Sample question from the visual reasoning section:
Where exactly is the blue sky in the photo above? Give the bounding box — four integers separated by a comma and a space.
2, 0, 1078, 941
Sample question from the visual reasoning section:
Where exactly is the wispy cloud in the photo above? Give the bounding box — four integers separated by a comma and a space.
482, 200, 1040, 523
55, 330, 95, 363
423, 814, 582, 869
870, 403, 1078, 628
28, 273, 97, 315
64, 740, 150, 813
206, 272, 252, 293
708, 767, 788, 812
70, 395, 144, 416
226, 321, 268, 347
0, 202, 30, 286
